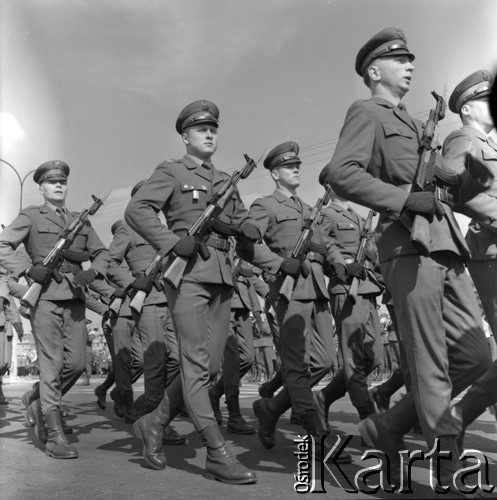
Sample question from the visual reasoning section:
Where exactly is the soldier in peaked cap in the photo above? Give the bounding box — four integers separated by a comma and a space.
126, 100, 260, 484
238, 141, 351, 459
442, 70, 497, 447
0, 159, 110, 459
320, 28, 490, 491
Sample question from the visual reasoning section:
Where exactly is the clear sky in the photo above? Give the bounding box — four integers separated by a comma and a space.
1, 0, 497, 244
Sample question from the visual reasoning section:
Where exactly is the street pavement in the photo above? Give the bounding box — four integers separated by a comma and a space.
1, 377, 497, 500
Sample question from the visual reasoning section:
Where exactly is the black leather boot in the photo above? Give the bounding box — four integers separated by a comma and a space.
94, 385, 107, 409
133, 403, 167, 470
31, 401, 48, 444
200, 423, 256, 484
226, 396, 255, 434
162, 424, 187, 445
257, 370, 282, 398
208, 389, 223, 425
45, 411, 78, 459
60, 410, 74, 434
252, 398, 279, 449
110, 387, 125, 418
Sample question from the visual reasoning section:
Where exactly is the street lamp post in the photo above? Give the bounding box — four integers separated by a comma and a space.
0, 158, 36, 382
0, 158, 36, 210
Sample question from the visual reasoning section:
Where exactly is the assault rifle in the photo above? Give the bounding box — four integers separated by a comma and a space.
21, 189, 111, 308
399, 91, 446, 256
279, 184, 333, 302
348, 209, 377, 303
127, 254, 163, 314
163, 154, 259, 288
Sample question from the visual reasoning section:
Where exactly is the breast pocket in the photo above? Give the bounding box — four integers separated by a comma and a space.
275, 213, 301, 240
336, 222, 358, 244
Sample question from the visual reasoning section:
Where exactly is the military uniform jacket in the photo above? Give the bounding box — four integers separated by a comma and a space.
0, 265, 22, 329
0, 204, 109, 301
443, 126, 497, 261
246, 189, 345, 301
323, 97, 469, 264
124, 155, 253, 286
108, 222, 166, 306
321, 203, 383, 296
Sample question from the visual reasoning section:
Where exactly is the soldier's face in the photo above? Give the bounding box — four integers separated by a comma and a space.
271, 163, 301, 189
182, 124, 218, 160
39, 179, 68, 205
464, 97, 493, 132
372, 55, 414, 95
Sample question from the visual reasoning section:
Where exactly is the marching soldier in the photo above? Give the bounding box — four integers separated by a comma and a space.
0, 160, 110, 458
108, 184, 171, 418
209, 259, 267, 434
126, 100, 260, 483
442, 70, 497, 445
315, 196, 383, 427
319, 27, 490, 491
239, 141, 350, 457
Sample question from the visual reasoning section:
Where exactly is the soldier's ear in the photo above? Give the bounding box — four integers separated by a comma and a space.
460, 103, 471, 118
181, 131, 189, 146
368, 64, 381, 82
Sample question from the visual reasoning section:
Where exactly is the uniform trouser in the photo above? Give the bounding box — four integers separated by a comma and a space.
132, 303, 169, 405
266, 297, 334, 420
98, 324, 115, 392
0, 329, 13, 376
84, 346, 92, 379
381, 251, 491, 445
321, 293, 381, 417
165, 281, 232, 431
210, 308, 254, 404
255, 344, 274, 378
112, 315, 142, 399
456, 261, 497, 425
31, 299, 87, 416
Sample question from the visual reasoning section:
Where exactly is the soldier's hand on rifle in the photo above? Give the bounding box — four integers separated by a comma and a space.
112, 287, 128, 299
173, 236, 198, 257
346, 262, 366, 279
130, 275, 154, 293
279, 258, 302, 278
237, 221, 261, 242
333, 263, 348, 283
74, 268, 98, 287
13, 321, 24, 341
403, 192, 444, 222
26, 264, 52, 285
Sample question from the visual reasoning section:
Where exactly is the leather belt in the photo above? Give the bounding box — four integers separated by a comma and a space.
205, 233, 231, 252
58, 262, 83, 274
280, 250, 324, 264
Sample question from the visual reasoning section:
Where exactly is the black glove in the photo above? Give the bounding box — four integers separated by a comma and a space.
346, 262, 366, 279
173, 236, 198, 258
130, 275, 154, 293
74, 269, 97, 287
279, 258, 302, 278
237, 222, 261, 242
112, 287, 128, 299
26, 265, 52, 285
334, 263, 348, 283
13, 322, 24, 341
403, 192, 444, 222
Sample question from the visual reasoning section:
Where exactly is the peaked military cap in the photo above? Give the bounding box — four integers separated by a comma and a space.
131, 179, 147, 197
355, 26, 415, 77
33, 160, 70, 184
263, 141, 302, 170
448, 70, 493, 114
175, 100, 220, 134
111, 219, 125, 236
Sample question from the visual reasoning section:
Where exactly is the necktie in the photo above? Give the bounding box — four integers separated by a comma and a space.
290, 195, 301, 211
397, 102, 407, 112
55, 208, 66, 224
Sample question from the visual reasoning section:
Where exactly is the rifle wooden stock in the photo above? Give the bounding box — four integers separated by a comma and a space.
279, 275, 295, 303
129, 291, 146, 314
163, 255, 188, 289
109, 296, 123, 315
348, 278, 359, 305
410, 214, 431, 256
20, 282, 43, 309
